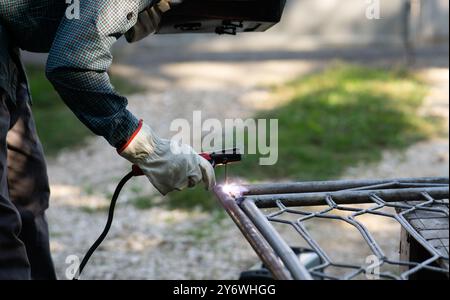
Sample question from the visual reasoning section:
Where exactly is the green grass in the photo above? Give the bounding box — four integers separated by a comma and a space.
79, 205, 110, 214
131, 188, 223, 211
165, 187, 223, 211
131, 195, 156, 210
166, 63, 441, 211
236, 63, 436, 180
26, 64, 144, 156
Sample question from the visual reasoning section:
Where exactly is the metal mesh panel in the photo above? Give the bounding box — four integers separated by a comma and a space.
214, 178, 449, 280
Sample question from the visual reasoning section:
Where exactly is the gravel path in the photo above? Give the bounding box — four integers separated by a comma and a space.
44, 31, 448, 279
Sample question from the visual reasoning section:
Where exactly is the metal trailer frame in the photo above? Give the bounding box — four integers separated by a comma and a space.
213, 177, 449, 280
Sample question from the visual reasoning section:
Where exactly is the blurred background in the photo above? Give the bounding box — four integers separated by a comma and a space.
23, 0, 448, 279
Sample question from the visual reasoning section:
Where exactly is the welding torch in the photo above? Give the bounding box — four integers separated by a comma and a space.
199, 148, 242, 183
200, 148, 242, 167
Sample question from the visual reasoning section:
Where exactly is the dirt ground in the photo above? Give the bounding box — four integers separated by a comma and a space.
33, 29, 448, 279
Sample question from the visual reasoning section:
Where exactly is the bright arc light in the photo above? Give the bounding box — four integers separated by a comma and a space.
221, 183, 248, 198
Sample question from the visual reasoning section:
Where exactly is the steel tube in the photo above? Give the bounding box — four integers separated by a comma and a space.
250, 187, 449, 208
243, 177, 449, 196
213, 186, 291, 280
240, 199, 314, 280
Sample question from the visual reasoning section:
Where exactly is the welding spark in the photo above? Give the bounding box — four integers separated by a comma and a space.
221, 183, 248, 198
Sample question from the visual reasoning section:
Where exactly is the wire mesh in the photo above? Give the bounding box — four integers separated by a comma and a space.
217, 178, 449, 280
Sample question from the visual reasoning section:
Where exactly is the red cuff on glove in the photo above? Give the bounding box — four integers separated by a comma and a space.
117, 119, 143, 154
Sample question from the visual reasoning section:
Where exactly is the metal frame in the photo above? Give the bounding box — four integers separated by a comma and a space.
214, 177, 449, 280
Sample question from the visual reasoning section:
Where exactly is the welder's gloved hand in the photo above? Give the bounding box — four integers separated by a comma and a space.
125, 0, 172, 43
119, 121, 216, 195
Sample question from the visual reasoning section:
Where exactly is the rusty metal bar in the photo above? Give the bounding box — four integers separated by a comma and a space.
213, 186, 291, 280
243, 177, 448, 196
251, 187, 449, 208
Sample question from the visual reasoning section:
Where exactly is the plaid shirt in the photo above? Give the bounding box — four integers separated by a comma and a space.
0, 0, 155, 147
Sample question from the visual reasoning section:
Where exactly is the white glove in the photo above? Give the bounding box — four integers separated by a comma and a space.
119, 121, 216, 195
125, 0, 172, 43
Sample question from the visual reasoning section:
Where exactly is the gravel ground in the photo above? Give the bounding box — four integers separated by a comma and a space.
43, 33, 448, 279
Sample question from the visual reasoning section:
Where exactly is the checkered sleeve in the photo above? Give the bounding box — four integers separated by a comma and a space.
46, 0, 153, 148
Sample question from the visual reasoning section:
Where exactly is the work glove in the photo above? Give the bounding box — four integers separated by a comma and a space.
118, 121, 216, 195
125, 0, 172, 43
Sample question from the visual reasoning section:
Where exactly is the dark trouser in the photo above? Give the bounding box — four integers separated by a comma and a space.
0, 24, 56, 279
0, 90, 56, 280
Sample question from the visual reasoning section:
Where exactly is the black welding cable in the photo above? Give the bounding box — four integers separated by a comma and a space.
74, 171, 135, 280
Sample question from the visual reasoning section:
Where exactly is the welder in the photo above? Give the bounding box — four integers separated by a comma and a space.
0, 0, 215, 280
